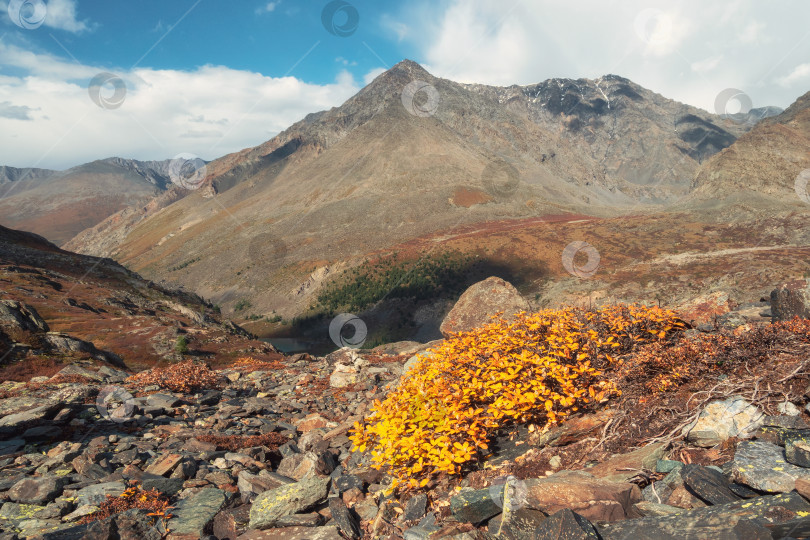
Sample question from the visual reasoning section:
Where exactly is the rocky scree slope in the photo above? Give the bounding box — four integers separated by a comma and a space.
0, 302, 810, 538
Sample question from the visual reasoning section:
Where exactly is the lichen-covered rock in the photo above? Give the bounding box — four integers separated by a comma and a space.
450, 486, 503, 524
248, 476, 330, 529
439, 277, 529, 337
682, 397, 764, 447
598, 492, 810, 539
731, 440, 810, 492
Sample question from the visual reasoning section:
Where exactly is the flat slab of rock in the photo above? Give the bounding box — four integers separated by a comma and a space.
237, 525, 341, 539
598, 492, 810, 539
8, 476, 67, 505
681, 465, 743, 505
450, 486, 503, 524
439, 277, 529, 337
524, 470, 640, 522
74, 481, 125, 506
731, 440, 810, 492
586, 443, 666, 482
166, 487, 225, 538
248, 475, 330, 529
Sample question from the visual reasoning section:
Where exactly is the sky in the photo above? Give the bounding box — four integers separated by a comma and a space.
0, 0, 808, 170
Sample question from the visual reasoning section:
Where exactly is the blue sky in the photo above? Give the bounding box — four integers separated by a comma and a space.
5, 1, 409, 84
1, 0, 809, 169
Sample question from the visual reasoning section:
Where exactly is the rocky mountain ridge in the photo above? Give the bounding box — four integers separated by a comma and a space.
58, 60, 790, 330
0, 158, 197, 246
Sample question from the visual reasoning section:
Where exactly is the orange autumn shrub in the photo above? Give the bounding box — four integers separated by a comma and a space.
79, 482, 172, 524
126, 359, 221, 393
349, 304, 687, 489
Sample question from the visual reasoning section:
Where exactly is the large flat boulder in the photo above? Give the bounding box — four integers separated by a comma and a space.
248, 475, 330, 530
439, 277, 529, 337
598, 492, 810, 539
524, 470, 640, 522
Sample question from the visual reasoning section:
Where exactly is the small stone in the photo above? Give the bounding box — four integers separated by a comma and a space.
778, 401, 802, 416
74, 481, 124, 507
632, 501, 683, 517
680, 465, 742, 505
144, 453, 182, 477
655, 459, 683, 474
146, 393, 181, 409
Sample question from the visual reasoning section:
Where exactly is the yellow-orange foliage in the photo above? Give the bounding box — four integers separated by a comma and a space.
349, 304, 687, 489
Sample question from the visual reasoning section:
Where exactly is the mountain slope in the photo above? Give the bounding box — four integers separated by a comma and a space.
64, 60, 760, 323
0, 158, 184, 245
0, 224, 277, 371
682, 90, 810, 217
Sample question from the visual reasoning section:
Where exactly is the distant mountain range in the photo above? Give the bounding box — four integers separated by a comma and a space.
0, 157, 201, 245
2, 60, 807, 346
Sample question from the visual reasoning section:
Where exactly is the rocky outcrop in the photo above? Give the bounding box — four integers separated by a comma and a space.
771, 279, 810, 321
0, 300, 49, 333
440, 277, 529, 337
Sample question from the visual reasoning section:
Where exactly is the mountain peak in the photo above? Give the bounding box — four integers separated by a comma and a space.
388, 59, 432, 78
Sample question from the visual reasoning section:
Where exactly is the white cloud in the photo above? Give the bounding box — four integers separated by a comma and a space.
739, 21, 766, 44
777, 63, 810, 87
691, 54, 724, 74
255, 1, 280, 15
0, 43, 361, 169
396, 0, 810, 113
363, 67, 386, 86
381, 15, 409, 42
44, 0, 90, 33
